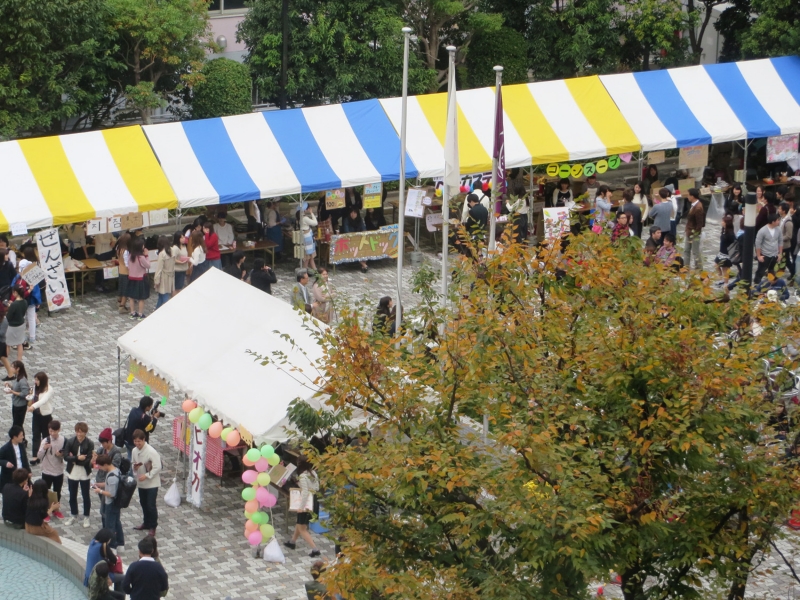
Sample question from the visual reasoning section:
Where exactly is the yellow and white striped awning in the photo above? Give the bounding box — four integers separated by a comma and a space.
0, 126, 177, 232
379, 75, 640, 178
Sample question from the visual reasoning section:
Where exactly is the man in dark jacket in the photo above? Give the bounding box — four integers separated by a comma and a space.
466, 193, 488, 240
249, 258, 277, 295
124, 396, 161, 460
621, 188, 643, 237
684, 188, 706, 270
0, 425, 29, 489
123, 537, 169, 600
2, 468, 30, 528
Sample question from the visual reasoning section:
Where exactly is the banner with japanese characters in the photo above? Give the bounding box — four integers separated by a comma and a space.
329, 224, 399, 265
186, 423, 206, 508
35, 229, 71, 311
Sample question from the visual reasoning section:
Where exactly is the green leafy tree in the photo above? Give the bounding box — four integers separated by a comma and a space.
464, 27, 528, 88
616, 0, 690, 71
191, 58, 252, 119
685, 0, 726, 63
0, 0, 120, 138
275, 231, 800, 600
713, 0, 753, 63
238, 0, 435, 106
741, 0, 800, 59
106, 0, 211, 123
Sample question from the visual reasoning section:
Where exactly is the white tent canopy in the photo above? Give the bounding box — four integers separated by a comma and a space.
117, 268, 325, 445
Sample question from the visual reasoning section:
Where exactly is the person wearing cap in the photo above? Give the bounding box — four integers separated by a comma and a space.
94, 427, 122, 529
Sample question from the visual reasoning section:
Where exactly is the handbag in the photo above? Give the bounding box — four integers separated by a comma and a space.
109, 554, 123, 575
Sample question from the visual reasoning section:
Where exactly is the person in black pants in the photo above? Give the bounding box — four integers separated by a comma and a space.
0, 426, 29, 489
123, 396, 161, 461
63, 421, 94, 528
4, 360, 29, 431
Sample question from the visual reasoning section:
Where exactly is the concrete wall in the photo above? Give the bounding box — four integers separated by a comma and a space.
0, 526, 87, 597
209, 14, 247, 63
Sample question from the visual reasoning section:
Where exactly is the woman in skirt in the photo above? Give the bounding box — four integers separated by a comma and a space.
6, 286, 28, 362
126, 237, 151, 320
298, 202, 318, 271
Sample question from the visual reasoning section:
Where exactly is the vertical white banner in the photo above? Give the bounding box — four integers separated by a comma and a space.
35, 229, 71, 311
186, 424, 207, 508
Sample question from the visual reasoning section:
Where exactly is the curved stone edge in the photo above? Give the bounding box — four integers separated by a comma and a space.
0, 526, 87, 597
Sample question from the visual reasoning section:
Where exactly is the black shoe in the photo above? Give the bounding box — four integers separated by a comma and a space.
283, 541, 296, 550
2, 376, 13, 381
309, 549, 321, 557
29, 458, 39, 466
22, 342, 31, 350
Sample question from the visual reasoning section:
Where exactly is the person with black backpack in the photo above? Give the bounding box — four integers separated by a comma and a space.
94, 454, 124, 549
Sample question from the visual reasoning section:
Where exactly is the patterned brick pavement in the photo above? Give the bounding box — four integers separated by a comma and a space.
2, 218, 799, 599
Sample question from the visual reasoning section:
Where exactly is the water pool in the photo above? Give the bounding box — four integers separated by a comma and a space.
0, 545, 86, 599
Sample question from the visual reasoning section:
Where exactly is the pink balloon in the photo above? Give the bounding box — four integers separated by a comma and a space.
248, 531, 262, 546
255, 458, 269, 472
208, 421, 223, 438
241, 469, 258, 485
256, 486, 270, 505
263, 492, 277, 508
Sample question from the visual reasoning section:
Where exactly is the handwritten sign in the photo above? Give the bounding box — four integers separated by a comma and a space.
103, 266, 119, 280
35, 229, 71, 312
679, 145, 708, 169
108, 216, 122, 233
767, 134, 799, 163
648, 151, 665, 165
121, 212, 144, 230
129, 359, 169, 398
329, 224, 399, 265
425, 212, 443, 232
363, 183, 382, 209
10, 222, 28, 236
86, 219, 107, 236
186, 424, 206, 508
542, 207, 571, 240
405, 189, 426, 218
21, 263, 45, 287
148, 208, 169, 226
325, 189, 345, 210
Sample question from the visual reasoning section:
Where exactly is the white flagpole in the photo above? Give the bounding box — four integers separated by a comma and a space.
442, 46, 458, 305
395, 27, 412, 336
488, 65, 503, 252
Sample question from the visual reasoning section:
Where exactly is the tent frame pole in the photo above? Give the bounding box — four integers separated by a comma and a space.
117, 346, 122, 428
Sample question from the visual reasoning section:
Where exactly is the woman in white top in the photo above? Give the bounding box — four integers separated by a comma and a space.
298, 202, 318, 271
506, 183, 529, 244
154, 235, 175, 309
27, 371, 54, 463
283, 456, 320, 556
552, 178, 573, 207
171, 231, 190, 295
188, 230, 207, 283
632, 181, 650, 223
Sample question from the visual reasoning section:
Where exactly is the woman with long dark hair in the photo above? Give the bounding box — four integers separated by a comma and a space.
27, 371, 54, 462
188, 230, 207, 282
725, 183, 743, 215
26, 479, 61, 543
373, 296, 396, 337
171, 231, 190, 295
127, 237, 150, 319
283, 455, 321, 557
4, 360, 29, 429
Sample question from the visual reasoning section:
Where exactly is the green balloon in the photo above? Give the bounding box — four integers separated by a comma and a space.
188, 407, 204, 424
257, 472, 271, 486
198, 413, 213, 431
252, 511, 266, 524
267, 454, 280, 467
260, 445, 275, 459
260, 524, 274, 539
246, 448, 261, 462
221, 427, 233, 440
242, 487, 256, 501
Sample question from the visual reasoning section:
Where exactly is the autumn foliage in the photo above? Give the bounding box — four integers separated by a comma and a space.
288, 230, 800, 600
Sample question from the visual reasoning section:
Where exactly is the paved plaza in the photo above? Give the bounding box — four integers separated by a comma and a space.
2, 220, 800, 599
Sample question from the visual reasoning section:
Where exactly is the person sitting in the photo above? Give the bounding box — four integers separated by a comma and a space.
552, 178, 573, 207
0, 425, 30, 489
25, 478, 61, 543
2, 468, 29, 529
364, 207, 386, 231
655, 233, 679, 268
644, 226, 662, 265
248, 258, 277, 295
373, 296, 396, 337
342, 209, 369, 273
214, 212, 235, 248
305, 560, 331, 600
88, 561, 125, 600
223, 251, 247, 281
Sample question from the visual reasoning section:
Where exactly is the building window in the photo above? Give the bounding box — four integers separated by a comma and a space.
208, 0, 247, 13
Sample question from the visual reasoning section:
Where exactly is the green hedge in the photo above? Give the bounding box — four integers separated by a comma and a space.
192, 58, 252, 119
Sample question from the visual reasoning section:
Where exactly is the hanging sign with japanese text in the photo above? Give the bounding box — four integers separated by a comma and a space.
363, 183, 382, 209
35, 229, 71, 312
186, 423, 206, 508
329, 224, 399, 265
128, 359, 169, 398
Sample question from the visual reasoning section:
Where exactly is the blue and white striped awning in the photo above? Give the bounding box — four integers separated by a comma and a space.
599, 56, 800, 151
143, 99, 417, 207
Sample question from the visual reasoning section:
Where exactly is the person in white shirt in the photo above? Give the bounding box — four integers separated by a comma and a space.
214, 213, 235, 247
505, 183, 529, 244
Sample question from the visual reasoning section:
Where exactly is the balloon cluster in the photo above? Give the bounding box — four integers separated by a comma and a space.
241, 444, 279, 546
182, 400, 240, 445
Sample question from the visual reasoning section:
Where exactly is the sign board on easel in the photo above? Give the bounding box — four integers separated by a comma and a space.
404, 189, 426, 218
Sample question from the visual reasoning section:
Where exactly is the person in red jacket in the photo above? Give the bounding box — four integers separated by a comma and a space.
202, 221, 222, 270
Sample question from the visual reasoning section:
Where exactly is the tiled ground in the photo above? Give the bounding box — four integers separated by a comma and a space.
1, 214, 799, 599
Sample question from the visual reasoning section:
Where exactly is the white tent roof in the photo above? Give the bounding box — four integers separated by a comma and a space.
117, 268, 325, 445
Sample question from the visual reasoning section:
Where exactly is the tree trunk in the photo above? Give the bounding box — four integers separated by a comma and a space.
621, 567, 646, 600
727, 581, 747, 600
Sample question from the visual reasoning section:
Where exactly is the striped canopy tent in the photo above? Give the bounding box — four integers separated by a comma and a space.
0, 127, 177, 232
600, 56, 800, 151
379, 75, 641, 177
143, 98, 416, 208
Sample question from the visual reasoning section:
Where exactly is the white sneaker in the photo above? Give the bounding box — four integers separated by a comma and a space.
63, 516, 75, 526
82, 517, 90, 528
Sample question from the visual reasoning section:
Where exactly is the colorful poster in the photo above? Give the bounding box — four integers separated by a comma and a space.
767, 134, 799, 163
542, 208, 570, 239
329, 224, 399, 265
325, 188, 345, 210
363, 183, 382, 209
679, 145, 709, 169
35, 229, 71, 312
186, 424, 206, 508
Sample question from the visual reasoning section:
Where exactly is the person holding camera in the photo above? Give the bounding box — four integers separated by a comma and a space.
123, 396, 162, 461
64, 421, 94, 528
37, 419, 65, 519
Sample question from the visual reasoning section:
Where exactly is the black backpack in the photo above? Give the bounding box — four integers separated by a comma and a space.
115, 468, 138, 509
